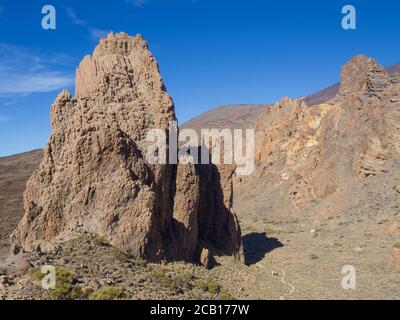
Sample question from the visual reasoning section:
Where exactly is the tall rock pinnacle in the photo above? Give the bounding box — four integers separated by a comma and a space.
11, 32, 242, 264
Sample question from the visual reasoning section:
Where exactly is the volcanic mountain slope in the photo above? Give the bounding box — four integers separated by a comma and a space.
0, 150, 42, 257
181, 104, 267, 130
181, 63, 400, 129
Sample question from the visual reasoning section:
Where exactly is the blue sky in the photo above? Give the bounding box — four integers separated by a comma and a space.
1, 0, 400, 156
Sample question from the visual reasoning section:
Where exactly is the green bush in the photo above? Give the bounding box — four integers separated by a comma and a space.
32, 266, 83, 300
206, 281, 221, 294
194, 279, 208, 291
31, 267, 82, 300
89, 287, 131, 300
219, 288, 236, 300
50, 267, 82, 300
310, 253, 319, 260
151, 268, 194, 294
113, 248, 130, 263
32, 269, 46, 282
195, 279, 221, 294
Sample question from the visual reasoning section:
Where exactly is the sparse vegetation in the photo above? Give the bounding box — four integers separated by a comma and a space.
394, 243, 400, 249
31, 266, 83, 300
310, 253, 319, 260
206, 280, 221, 294
194, 279, 208, 291
110, 246, 147, 266
0, 268, 6, 276
50, 267, 82, 300
113, 247, 130, 263
131, 256, 147, 267
89, 287, 131, 300
195, 279, 221, 294
94, 234, 108, 247
219, 288, 236, 300
151, 267, 195, 294
195, 279, 235, 299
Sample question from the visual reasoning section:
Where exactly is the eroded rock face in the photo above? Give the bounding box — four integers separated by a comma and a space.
239, 54, 400, 212
11, 32, 241, 263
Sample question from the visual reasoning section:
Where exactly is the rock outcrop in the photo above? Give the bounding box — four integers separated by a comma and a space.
235, 54, 400, 217
11, 32, 241, 264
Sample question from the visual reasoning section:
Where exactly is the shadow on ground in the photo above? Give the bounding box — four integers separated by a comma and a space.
242, 232, 283, 266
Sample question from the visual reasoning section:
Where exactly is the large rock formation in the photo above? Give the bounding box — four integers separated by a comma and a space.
235, 55, 400, 219
11, 32, 241, 264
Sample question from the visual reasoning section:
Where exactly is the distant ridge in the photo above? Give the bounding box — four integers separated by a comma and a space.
182, 62, 400, 129
304, 62, 400, 105
181, 104, 267, 130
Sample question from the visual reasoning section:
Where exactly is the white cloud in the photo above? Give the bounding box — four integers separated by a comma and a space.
66, 8, 87, 26
0, 44, 74, 96
0, 73, 73, 95
66, 8, 110, 41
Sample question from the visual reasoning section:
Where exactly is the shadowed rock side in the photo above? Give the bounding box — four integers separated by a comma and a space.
10, 32, 241, 265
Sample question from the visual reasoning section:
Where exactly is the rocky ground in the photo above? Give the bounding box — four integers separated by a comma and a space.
0, 234, 237, 300
1, 166, 400, 299
222, 168, 400, 300
2, 205, 400, 300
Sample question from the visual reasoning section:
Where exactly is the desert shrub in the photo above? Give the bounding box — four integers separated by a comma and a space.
195, 279, 221, 294
152, 268, 194, 294
32, 269, 46, 282
90, 287, 131, 300
111, 246, 147, 266
310, 254, 319, 260
50, 267, 82, 300
113, 248, 130, 263
194, 279, 208, 291
394, 243, 400, 249
219, 288, 236, 300
206, 280, 221, 294
94, 234, 108, 247
0, 268, 7, 276
195, 279, 234, 299
32, 266, 83, 300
